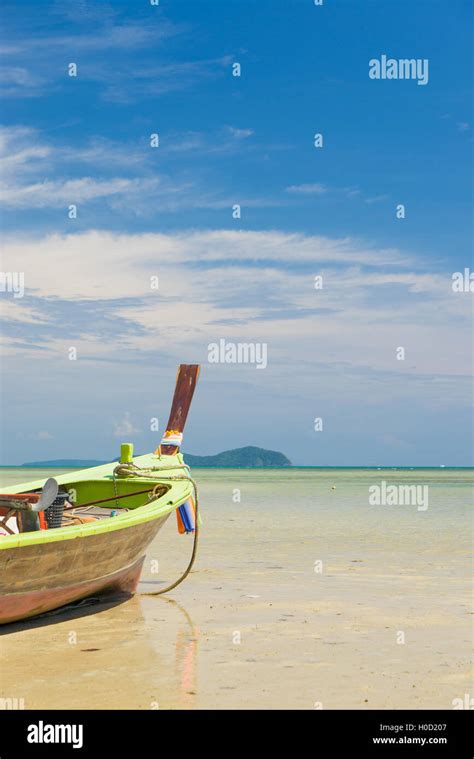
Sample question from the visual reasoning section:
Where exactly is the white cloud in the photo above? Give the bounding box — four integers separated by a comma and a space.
0, 228, 411, 302
0, 126, 52, 178
226, 127, 254, 139
344, 187, 361, 198
35, 431, 54, 440
1, 21, 178, 56
0, 176, 161, 208
99, 56, 233, 103
0, 25, 225, 101
113, 412, 140, 438
0, 125, 275, 212
285, 184, 391, 206
0, 67, 43, 87
0, 68, 47, 98
15, 431, 54, 441
365, 194, 388, 205
286, 183, 327, 194
0, 229, 470, 396
0, 300, 51, 325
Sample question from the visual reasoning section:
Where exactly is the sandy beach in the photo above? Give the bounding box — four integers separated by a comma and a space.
1, 468, 472, 710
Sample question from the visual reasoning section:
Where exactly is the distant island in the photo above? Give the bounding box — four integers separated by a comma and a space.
185, 446, 291, 467
20, 446, 292, 469
21, 459, 107, 468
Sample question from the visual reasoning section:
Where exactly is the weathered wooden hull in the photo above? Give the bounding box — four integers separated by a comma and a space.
0, 513, 169, 625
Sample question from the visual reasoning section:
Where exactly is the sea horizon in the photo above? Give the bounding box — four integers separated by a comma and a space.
1, 465, 473, 470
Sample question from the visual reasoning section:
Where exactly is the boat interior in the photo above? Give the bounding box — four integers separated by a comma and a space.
0, 475, 172, 537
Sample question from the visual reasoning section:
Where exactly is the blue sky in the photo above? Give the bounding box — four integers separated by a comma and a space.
0, 0, 472, 465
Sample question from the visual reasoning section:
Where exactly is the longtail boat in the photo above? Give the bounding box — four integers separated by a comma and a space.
0, 364, 200, 625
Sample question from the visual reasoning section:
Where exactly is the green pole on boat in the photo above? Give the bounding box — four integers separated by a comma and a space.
120, 443, 134, 463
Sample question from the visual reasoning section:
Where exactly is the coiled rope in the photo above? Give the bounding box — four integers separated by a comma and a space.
112, 461, 199, 596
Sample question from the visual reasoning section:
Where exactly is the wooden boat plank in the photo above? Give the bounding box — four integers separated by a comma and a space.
0, 515, 168, 595
0, 556, 146, 625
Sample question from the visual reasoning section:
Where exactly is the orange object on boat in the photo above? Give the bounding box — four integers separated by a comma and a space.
38, 512, 48, 530
176, 497, 196, 534
176, 507, 186, 535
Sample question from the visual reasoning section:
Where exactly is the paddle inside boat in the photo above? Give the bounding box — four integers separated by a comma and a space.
0, 364, 200, 625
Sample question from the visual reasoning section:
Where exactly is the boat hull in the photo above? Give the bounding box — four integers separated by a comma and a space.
0, 513, 169, 625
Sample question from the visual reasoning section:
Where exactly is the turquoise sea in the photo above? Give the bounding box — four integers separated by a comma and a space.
1, 467, 472, 709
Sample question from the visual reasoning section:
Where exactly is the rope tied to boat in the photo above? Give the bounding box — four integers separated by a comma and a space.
112, 460, 199, 596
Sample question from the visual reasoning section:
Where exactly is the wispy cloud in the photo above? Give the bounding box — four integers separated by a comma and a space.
0, 12, 221, 102
285, 183, 390, 205
0, 67, 47, 98
15, 431, 54, 443
365, 194, 389, 205
0, 0, 232, 103
286, 183, 327, 194
30, 431, 54, 441
50, 0, 118, 25
113, 412, 140, 438
0, 228, 413, 304
0, 67, 42, 87
225, 126, 254, 140
0, 176, 163, 209
0, 125, 281, 214
98, 55, 233, 103
1, 229, 469, 401
0, 20, 179, 56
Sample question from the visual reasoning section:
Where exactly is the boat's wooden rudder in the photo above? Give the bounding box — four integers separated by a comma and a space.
156, 364, 200, 455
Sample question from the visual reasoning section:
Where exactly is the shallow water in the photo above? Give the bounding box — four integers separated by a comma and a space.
0, 468, 472, 709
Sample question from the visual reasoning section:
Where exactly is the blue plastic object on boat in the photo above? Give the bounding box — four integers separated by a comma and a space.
177, 500, 195, 533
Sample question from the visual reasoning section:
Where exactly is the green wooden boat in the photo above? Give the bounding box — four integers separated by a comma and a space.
0, 365, 200, 625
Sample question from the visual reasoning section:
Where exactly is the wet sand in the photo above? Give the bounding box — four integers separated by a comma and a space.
1, 469, 472, 709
